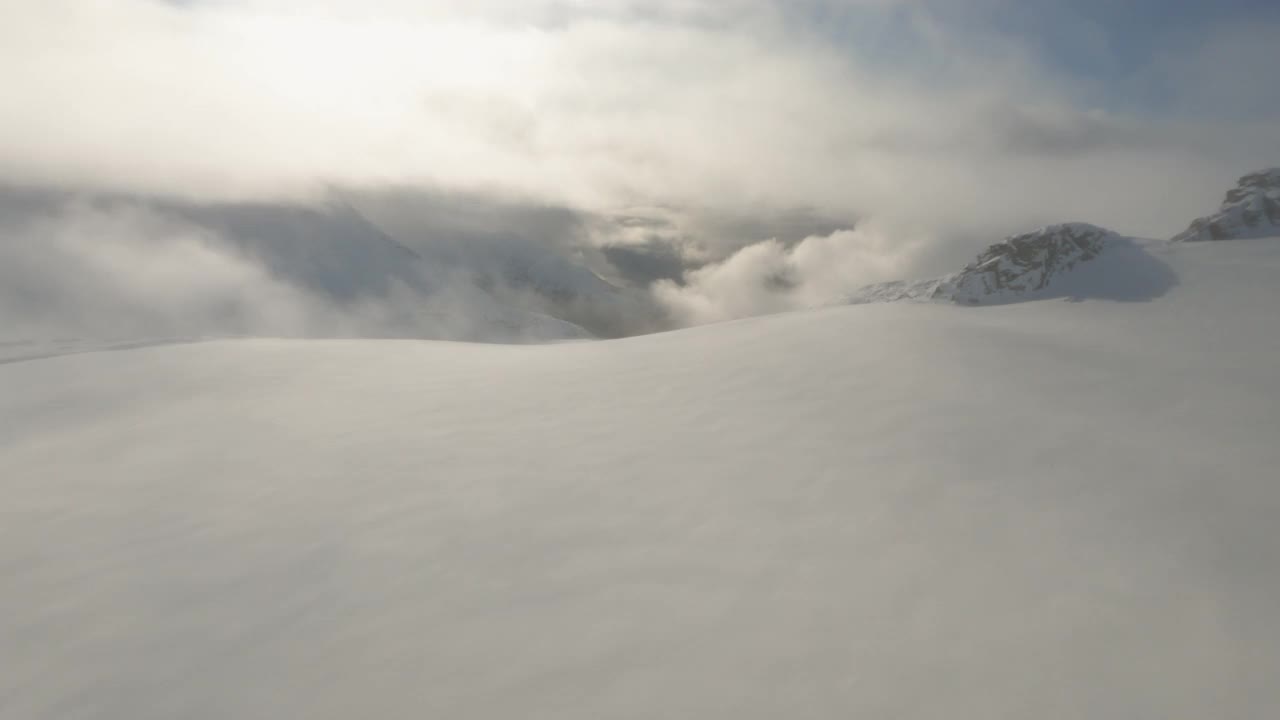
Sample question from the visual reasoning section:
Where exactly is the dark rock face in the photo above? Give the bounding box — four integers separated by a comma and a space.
937, 223, 1117, 304
1173, 169, 1280, 243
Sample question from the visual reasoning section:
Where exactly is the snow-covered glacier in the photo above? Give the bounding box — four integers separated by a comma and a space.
2, 232, 1279, 719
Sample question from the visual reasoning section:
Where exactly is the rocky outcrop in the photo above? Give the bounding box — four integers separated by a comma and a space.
1172, 169, 1280, 243
849, 223, 1121, 306
937, 223, 1118, 304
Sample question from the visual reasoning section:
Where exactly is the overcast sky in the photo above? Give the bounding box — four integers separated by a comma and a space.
2, 0, 1278, 243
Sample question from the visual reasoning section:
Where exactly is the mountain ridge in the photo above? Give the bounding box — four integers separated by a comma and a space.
848, 169, 1280, 308
1172, 168, 1280, 243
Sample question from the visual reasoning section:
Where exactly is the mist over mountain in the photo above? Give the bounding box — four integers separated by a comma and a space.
0, 188, 594, 349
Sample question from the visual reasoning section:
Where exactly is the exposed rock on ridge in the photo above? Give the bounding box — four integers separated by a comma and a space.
1172, 169, 1280, 242
849, 223, 1121, 306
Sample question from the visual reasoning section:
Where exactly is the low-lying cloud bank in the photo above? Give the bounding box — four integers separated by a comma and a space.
0, 192, 595, 346
0, 200, 318, 341
0, 187, 905, 344
653, 223, 922, 326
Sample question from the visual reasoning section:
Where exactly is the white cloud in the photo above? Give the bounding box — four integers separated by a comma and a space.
3, 0, 1275, 241
0, 201, 314, 340
654, 222, 922, 326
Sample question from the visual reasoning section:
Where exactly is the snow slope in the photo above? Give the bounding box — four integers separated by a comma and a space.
2, 239, 1280, 719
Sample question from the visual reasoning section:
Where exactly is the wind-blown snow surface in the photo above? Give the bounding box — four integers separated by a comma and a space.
2, 239, 1279, 719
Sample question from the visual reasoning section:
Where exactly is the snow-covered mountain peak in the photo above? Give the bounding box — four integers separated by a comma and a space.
849, 222, 1128, 306
1223, 168, 1280, 203
1172, 168, 1280, 242
940, 223, 1118, 304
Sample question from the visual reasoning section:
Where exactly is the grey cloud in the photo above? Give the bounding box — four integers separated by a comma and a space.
987, 106, 1150, 156
0, 188, 595, 345
600, 239, 698, 287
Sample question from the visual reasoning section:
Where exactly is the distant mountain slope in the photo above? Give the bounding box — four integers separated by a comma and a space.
849, 223, 1176, 306
348, 191, 666, 337
0, 189, 592, 350
170, 200, 430, 302
162, 199, 597, 342
846, 168, 1280, 309
1172, 168, 1280, 242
